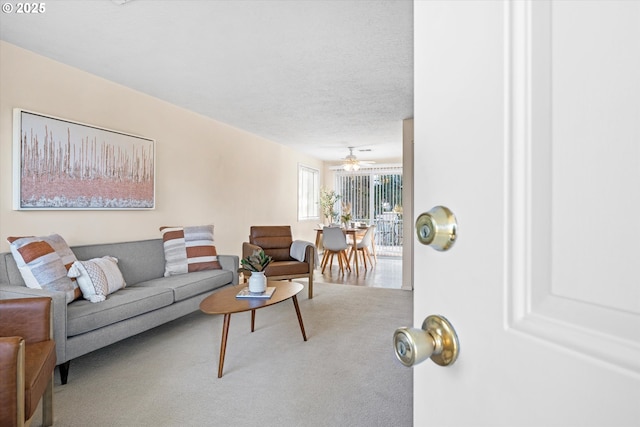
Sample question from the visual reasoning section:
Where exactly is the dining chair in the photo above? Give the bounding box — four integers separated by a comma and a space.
320, 226, 351, 274
352, 225, 376, 269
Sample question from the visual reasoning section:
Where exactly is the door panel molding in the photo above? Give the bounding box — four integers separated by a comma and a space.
505, 1, 640, 376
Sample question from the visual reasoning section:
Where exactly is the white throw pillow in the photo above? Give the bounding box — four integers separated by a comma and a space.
68, 256, 126, 303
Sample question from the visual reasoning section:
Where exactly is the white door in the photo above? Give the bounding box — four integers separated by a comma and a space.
412, 1, 640, 426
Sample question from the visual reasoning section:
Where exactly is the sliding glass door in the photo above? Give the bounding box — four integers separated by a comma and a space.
335, 166, 403, 256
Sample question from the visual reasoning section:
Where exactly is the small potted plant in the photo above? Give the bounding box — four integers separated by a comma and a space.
241, 249, 273, 293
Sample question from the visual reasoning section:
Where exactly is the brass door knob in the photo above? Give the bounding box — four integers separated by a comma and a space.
393, 315, 460, 367
415, 206, 457, 251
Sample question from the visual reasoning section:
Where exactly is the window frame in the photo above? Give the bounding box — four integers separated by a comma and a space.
297, 164, 320, 221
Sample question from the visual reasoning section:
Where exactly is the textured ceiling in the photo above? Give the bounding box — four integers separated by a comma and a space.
0, 0, 413, 162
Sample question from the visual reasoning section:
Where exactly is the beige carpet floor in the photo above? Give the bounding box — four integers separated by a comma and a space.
32, 282, 413, 427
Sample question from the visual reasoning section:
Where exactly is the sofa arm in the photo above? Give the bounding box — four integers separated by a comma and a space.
0, 285, 67, 364
217, 255, 239, 285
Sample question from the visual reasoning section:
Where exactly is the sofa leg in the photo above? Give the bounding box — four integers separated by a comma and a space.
59, 361, 70, 385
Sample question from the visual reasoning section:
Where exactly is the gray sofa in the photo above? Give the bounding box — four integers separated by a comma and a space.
0, 238, 238, 384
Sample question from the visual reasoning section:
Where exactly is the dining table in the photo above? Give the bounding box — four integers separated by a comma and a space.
314, 226, 374, 276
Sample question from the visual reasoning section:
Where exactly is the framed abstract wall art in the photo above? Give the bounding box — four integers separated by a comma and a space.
13, 109, 155, 210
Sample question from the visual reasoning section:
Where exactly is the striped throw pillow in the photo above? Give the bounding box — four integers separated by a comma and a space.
7, 234, 82, 303
160, 225, 222, 277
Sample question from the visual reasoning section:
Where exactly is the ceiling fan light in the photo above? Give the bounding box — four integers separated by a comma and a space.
342, 147, 364, 171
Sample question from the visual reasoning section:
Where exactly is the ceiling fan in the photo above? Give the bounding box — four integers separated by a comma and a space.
342, 147, 375, 171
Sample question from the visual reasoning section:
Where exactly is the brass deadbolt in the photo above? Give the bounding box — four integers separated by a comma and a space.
415, 206, 457, 251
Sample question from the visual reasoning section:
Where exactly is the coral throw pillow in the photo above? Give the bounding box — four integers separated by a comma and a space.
160, 225, 221, 277
7, 233, 81, 303
67, 256, 126, 303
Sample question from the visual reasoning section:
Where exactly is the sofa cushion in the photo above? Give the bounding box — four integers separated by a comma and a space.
68, 256, 127, 303
71, 239, 166, 285
134, 269, 233, 302
66, 287, 173, 337
160, 225, 222, 276
7, 234, 81, 303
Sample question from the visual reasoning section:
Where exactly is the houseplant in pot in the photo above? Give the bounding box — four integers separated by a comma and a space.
240, 249, 273, 293
320, 187, 341, 225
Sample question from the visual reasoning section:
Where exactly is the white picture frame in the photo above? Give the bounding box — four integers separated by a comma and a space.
13, 109, 155, 210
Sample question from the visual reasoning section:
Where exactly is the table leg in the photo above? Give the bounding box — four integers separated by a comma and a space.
251, 309, 256, 332
218, 313, 231, 378
352, 233, 359, 276
371, 232, 377, 261
291, 295, 307, 341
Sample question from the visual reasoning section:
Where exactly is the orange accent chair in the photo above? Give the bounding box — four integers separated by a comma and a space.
242, 226, 316, 298
0, 297, 56, 427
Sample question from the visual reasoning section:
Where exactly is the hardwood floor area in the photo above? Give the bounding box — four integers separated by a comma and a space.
314, 255, 403, 289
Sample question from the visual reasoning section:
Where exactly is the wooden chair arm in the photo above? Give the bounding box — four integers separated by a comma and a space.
304, 245, 316, 269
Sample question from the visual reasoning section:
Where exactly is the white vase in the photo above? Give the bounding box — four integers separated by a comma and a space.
248, 271, 267, 293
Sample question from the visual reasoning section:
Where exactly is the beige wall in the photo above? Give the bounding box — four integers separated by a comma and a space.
0, 41, 324, 255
